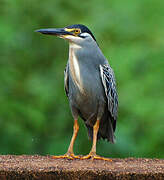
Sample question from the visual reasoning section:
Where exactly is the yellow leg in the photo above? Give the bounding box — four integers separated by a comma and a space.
81, 119, 112, 161
52, 119, 80, 159
89, 119, 100, 155
66, 119, 79, 158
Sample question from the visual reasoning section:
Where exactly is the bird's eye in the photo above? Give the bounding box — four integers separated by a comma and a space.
74, 29, 81, 35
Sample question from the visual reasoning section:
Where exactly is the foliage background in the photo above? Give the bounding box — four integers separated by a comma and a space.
0, 0, 163, 158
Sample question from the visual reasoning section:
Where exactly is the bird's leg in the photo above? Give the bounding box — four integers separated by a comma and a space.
80, 119, 99, 159
90, 119, 99, 156
81, 119, 112, 161
65, 119, 79, 158
52, 119, 79, 159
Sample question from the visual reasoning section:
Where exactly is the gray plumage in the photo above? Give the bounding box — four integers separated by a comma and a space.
64, 38, 118, 143
36, 24, 118, 158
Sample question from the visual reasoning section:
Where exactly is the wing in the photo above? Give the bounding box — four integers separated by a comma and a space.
64, 62, 69, 97
100, 64, 118, 130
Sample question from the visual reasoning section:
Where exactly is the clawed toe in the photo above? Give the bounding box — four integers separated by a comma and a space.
52, 153, 80, 160
52, 154, 73, 160
80, 154, 112, 161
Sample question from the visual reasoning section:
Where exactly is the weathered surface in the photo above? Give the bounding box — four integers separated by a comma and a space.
0, 155, 163, 179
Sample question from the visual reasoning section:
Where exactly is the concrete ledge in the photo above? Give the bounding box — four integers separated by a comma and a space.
0, 155, 163, 179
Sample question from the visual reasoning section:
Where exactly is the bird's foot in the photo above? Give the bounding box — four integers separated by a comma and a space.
80, 153, 112, 161
52, 153, 80, 160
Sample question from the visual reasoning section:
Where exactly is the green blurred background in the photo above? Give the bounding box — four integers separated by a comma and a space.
0, 0, 163, 158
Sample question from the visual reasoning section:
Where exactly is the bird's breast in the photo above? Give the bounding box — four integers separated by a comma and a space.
68, 45, 105, 101
69, 48, 84, 94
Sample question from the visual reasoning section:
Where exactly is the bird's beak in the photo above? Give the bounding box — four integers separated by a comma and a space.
35, 28, 72, 37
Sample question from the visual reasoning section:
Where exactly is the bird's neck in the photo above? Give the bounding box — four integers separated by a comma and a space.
69, 44, 84, 93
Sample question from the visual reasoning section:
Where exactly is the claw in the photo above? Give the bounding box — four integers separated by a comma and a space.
80, 154, 112, 161
70, 154, 80, 159
52, 153, 80, 160
52, 154, 74, 160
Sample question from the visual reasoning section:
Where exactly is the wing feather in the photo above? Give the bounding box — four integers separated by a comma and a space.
64, 62, 69, 97
100, 64, 118, 129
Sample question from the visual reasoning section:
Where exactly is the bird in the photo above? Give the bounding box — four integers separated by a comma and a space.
36, 24, 118, 160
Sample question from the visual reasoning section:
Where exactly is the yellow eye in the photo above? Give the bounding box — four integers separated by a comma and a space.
74, 29, 81, 34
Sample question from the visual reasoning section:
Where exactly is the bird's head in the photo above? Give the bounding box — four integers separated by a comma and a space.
36, 24, 97, 47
